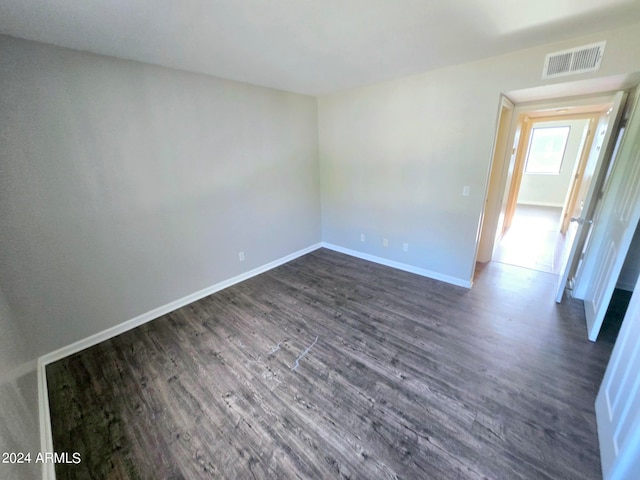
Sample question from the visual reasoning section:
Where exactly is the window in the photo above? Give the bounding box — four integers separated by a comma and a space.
524, 126, 570, 174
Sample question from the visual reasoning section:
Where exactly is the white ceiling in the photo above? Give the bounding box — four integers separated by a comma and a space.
1, 0, 640, 95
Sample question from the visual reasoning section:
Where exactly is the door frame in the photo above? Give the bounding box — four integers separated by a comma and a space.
475, 95, 514, 263
502, 112, 598, 235
560, 115, 599, 234
473, 92, 622, 277
555, 92, 628, 303
501, 113, 532, 234
572, 86, 640, 341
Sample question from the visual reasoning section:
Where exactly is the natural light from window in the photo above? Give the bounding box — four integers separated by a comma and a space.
524, 126, 570, 174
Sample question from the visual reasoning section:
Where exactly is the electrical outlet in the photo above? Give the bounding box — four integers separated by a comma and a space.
383, 238, 389, 247
361, 233, 365, 242
238, 251, 245, 261
403, 243, 409, 252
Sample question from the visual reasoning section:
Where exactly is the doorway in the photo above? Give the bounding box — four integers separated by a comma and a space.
493, 117, 592, 274
476, 88, 640, 344
493, 205, 567, 274
476, 92, 622, 285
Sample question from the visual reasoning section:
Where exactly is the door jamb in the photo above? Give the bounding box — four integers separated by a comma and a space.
474, 95, 514, 265
560, 115, 599, 234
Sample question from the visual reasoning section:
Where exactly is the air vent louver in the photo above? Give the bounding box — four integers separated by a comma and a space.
542, 41, 606, 79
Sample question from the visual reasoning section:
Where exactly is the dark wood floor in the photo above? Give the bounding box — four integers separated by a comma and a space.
47, 248, 620, 479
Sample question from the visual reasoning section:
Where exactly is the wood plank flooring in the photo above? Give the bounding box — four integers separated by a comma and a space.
46, 248, 620, 479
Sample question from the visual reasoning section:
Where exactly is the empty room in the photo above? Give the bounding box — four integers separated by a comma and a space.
2, 1, 640, 479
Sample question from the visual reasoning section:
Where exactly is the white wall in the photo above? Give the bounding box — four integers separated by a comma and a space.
0, 290, 39, 480
0, 36, 321, 358
318, 23, 640, 284
517, 119, 589, 207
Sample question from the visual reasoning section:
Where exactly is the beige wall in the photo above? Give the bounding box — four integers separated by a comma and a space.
318, 23, 640, 284
0, 36, 321, 358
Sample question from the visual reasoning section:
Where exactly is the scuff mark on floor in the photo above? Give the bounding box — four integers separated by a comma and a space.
268, 340, 286, 355
291, 336, 319, 371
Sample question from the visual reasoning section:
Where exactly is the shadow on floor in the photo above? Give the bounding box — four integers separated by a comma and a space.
598, 288, 631, 345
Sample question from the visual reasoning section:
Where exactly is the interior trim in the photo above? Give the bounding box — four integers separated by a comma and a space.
321, 242, 472, 288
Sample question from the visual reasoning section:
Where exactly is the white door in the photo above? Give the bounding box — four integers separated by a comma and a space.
596, 272, 640, 480
574, 88, 640, 341
555, 91, 627, 302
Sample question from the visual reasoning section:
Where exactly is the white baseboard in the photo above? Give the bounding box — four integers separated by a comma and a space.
517, 201, 563, 208
39, 243, 321, 366
36, 242, 322, 479
321, 242, 472, 288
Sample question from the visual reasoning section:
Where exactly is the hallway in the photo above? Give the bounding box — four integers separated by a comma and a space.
493, 204, 570, 275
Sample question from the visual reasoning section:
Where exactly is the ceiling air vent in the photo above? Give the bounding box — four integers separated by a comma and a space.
542, 41, 606, 79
